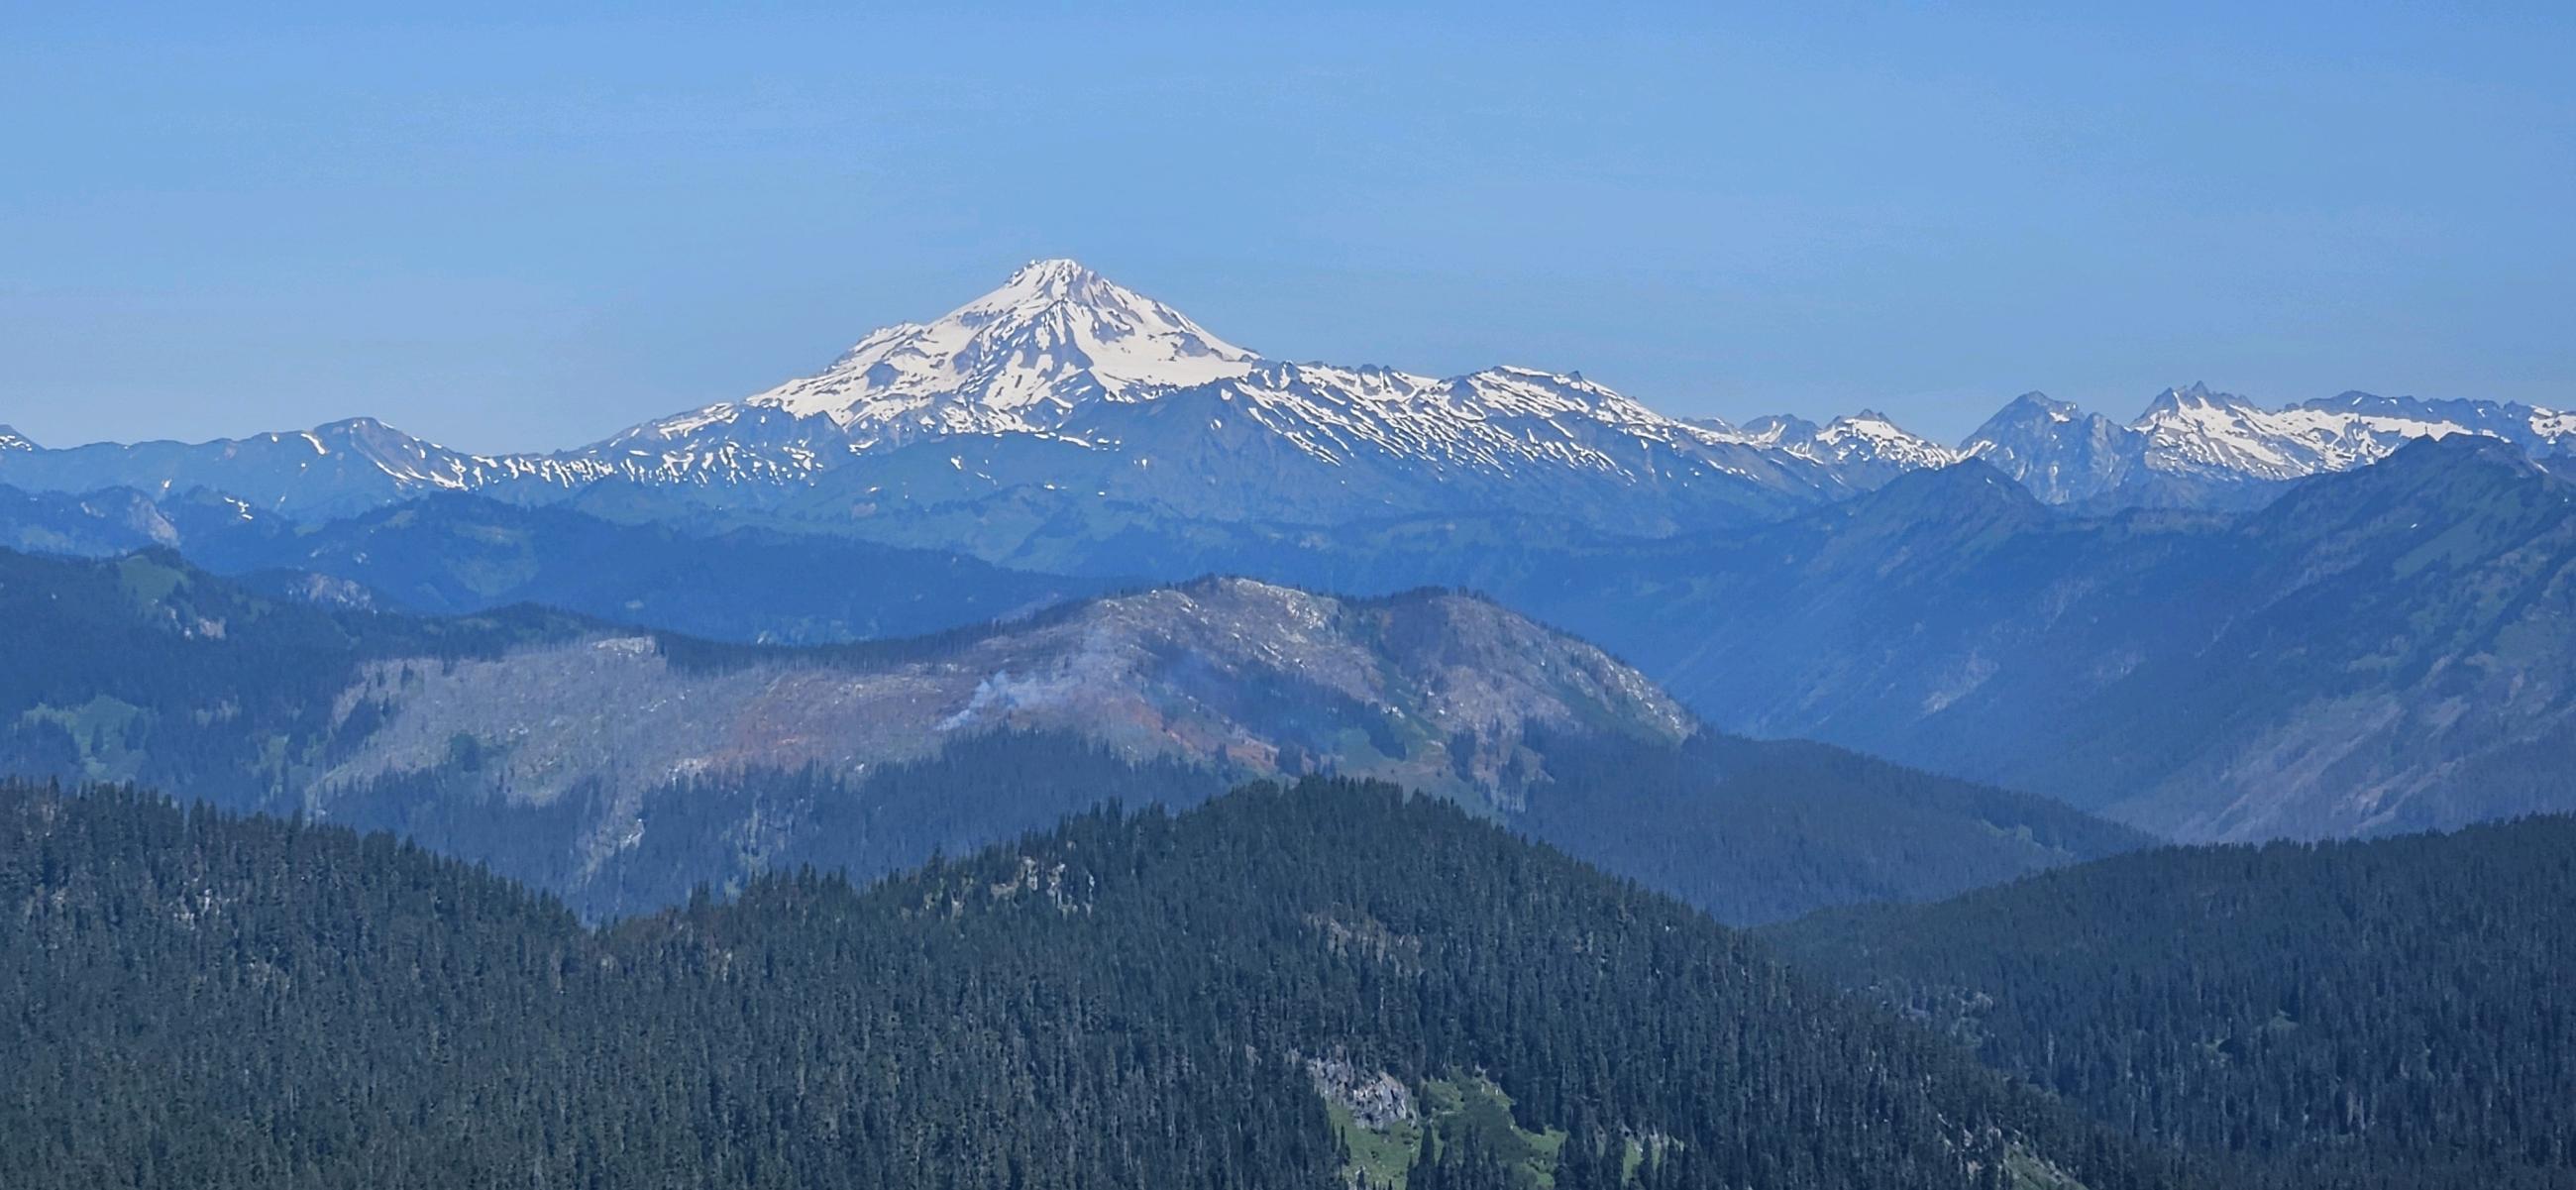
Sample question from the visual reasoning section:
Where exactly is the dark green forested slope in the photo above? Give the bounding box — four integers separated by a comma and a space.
1769, 817, 2576, 1189
331, 730, 1230, 920
180, 489, 1127, 645
1515, 730, 2148, 925
1, 779, 2199, 1190
328, 727, 2145, 926
0, 546, 589, 808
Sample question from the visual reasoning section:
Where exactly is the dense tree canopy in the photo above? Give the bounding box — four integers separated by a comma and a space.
1, 779, 2193, 1190
1771, 817, 2576, 1189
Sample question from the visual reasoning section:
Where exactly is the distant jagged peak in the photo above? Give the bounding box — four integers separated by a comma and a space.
1736, 413, 1818, 443
1963, 390, 2101, 444
2133, 381, 2264, 431
2297, 389, 2576, 442
1729, 405, 1958, 469
0, 425, 33, 452
1816, 409, 1959, 459
1997, 389, 2083, 420
2135, 379, 2254, 416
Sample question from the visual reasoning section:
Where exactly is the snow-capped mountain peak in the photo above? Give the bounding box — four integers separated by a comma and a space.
1728, 407, 1958, 485
45, 258, 2576, 529
560, 264, 1876, 512
2133, 381, 2388, 479
2139, 380, 2235, 409
1958, 391, 2145, 503
1986, 391, 2085, 426
1813, 410, 1962, 468
1733, 413, 1815, 445
738, 259, 1259, 441
1956, 380, 2576, 507
0, 425, 34, 453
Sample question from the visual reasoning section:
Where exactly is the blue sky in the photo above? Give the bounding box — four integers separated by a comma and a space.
5, 3, 2571, 450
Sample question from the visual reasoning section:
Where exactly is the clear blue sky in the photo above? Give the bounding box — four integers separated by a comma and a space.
5, 3, 2571, 451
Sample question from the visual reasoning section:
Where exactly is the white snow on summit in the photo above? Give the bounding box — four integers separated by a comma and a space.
1961, 381, 2576, 503
1732, 410, 1960, 481
44, 257, 2566, 521
1808, 412, 1964, 471
554, 259, 1903, 503
2133, 381, 2572, 482
741, 259, 1257, 439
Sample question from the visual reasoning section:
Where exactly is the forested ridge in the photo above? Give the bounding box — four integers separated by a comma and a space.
0, 547, 590, 807
325, 726, 2145, 925
0, 778, 2200, 1190
0, 544, 2139, 929
1515, 730, 2146, 924
332, 730, 1230, 920
1770, 816, 2576, 1189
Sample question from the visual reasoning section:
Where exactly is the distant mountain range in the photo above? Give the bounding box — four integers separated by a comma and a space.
10, 259, 2576, 849
10, 430, 2576, 845
1964, 382, 2576, 509
5, 261, 2570, 543
1495, 435, 2576, 841
0, 485, 1124, 644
